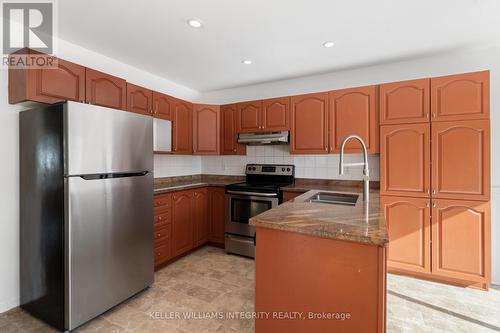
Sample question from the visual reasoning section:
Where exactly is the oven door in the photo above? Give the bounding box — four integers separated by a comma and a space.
225, 191, 279, 237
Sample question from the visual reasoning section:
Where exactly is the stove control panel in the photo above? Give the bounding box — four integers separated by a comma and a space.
246, 164, 294, 176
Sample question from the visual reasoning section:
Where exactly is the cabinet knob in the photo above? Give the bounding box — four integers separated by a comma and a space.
432, 189, 436, 194
157, 233, 161, 237
233, 148, 236, 152
432, 113, 436, 118
157, 252, 161, 256
159, 216, 162, 220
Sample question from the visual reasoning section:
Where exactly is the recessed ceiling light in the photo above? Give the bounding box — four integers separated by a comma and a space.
242, 59, 253, 65
187, 19, 202, 28
323, 41, 335, 48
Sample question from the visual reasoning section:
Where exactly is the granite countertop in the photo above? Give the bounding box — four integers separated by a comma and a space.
154, 175, 244, 194
250, 188, 388, 247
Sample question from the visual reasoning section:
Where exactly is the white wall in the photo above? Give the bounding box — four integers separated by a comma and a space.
197, 43, 500, 285
154, 155, 201, 178
0, 38, 199, 314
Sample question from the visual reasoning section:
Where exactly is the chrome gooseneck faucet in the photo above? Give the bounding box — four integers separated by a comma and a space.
339, 135, 370, 202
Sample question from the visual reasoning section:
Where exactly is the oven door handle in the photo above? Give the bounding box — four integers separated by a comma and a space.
226, 190, 278, 197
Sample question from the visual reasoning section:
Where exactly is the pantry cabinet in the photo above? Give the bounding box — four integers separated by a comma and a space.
172, 99, 193, 154
379, 78, 430, 124
431, 71, 489, 122
193, 104, 220, 155
380, 123, 430, 197
85, 68, 127, 110
431, 199, 490, 288
431, 120, 490, 201
382, 196, 431, 274
221, 104, 246, 155
290, 92, 329, 154
9, 56, 86, 104
329, 85, 379, 153
126, 83, 152, 115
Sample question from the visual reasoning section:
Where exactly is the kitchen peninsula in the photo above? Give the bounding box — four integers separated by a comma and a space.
250, 189, 388, 333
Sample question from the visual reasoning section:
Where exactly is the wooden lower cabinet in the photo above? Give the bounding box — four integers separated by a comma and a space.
193, 188, 209, 246
431, 199, 490, 289
208, 187, 226, 244
383, 195, 491, 289
154, 186, 226, 269
172, 190, 194, 257
154, 194, 173, 267
381, 196, 431, 274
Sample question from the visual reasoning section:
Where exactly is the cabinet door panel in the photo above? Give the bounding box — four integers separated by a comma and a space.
85, 68, 126, 110
380, 124, 430, 197
193, 104, 220, 155
209, 187, 226, 244
380, 78, 430, 124
172, 99, 193, 154
431, 71, 489, 121
126, 83, 152, 115
153, 91, 174, 120
193, 188, 209, 246
432, 120, 490, 200
432, 199, 490, 286
382, 196, 431, 273
33, 58, 86, 103
290, 92, 329, 154
238, 101, 262, 132
262, 97, 290, 131
329, 85, 379, 153
172, 191, 194, 257
221, 104, 245, 155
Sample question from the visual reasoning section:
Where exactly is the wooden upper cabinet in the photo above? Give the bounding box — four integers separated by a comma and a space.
380, 123, 430, 197
382, 196, 431, 274
85, 68, 126, 110
238, 100, 262, 132
221, 104, 246, 155
432, 199, 490, 288
153, 91, 175, 120
126, 83, 152, 115
261, 97, 290, 131
329, 85, 379, 153
432, 120, 490, 201
172, 99, 193, 154
9, 57, 85, 104
171, 191, 194, 257
193, 104, 220, 155
193, 188, 209, 247
290, 92, 329, 154
209, 187, 226, 244
431, 71, 489, 122
380, 78, 430, 124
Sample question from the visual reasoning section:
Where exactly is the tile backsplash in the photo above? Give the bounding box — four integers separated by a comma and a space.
155, 145, 379, 180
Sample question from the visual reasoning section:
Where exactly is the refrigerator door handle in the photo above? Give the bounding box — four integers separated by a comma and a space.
77, 171, 150, 180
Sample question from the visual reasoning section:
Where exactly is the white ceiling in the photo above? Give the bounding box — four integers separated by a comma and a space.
58, 0, 500, 92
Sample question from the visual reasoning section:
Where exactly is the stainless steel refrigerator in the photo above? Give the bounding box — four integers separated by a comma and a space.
20, 101, 154, 331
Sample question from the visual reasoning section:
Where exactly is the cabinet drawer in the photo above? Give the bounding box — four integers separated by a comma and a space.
154, 223, 172, 244
154, 242, 170, 265
154, 211, 171, 226
154, 194, 171, 211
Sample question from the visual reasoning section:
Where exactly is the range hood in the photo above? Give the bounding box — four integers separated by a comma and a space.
238, 131, 289, 145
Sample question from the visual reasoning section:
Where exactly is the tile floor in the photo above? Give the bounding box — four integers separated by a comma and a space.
1, 246, 499, 332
